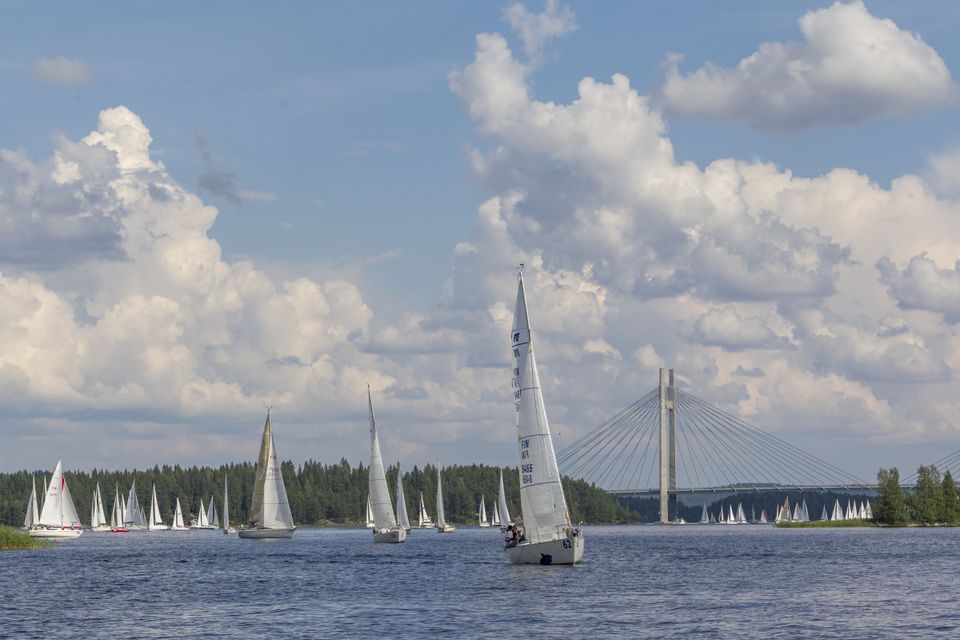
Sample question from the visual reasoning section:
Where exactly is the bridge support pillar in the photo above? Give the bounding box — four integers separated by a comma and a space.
659, 368, 675, 523
668, 369, 677, 522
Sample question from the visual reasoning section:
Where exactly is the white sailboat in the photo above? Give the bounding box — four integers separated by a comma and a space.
238, 410, 296, 539
759, 509, 768, 524
22, 476, 40, 531
366, 387, 406, 543
491, 501, 501, 528
90, 482, 111, 532
147, 484, 169, 530
831, 498, 843, 521
505, 271, 582, 564
124, 481, 145, 530
365, 496, 376, 528
207, 496, 220, 528
28, 460, 83, 539
223, 477, 236, 534
396, 465, 411, 533
865, 501, 873, 519
110, 484, 128, 532
191, 497, 210, 529
171, 498, 189, 531
478, 494, 490, 527
417, 492, 434, 529
736, 503, 747, 524
820, 505, 828, 521
435, 466, 455, 533
497, 470, 512, 531
699, 504, 708, 524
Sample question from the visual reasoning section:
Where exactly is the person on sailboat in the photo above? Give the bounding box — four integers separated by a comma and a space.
505, 524, 518, 549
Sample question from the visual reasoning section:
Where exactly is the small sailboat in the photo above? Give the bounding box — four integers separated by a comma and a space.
497, 470, 512, 531
699, 504, 709, 524
435, 466, 455, 533
28, 460, 83, 539
147, 484, 169, 530
759, 509, 768, 524
365, 496, 376, 528
171, 498, 189, 531
207, 496, 220, 528
191, 497, 210, 529
90, 482, 111, 532
478, 494, 491, 527
491, 501, 502, 528
366, 387, 406, 543
22, 476, 40, 531
417, 492, 434, 528
396, 465, 411, 533
820, 505, 828, 521
238, 410, 296, 539
123, 481, 145, 530
504, 270, 582, 564
865, 501, 873, 519
736, 503, 746, 524
223, 477, 236, 534
831, 498, 843, 521
110, 484, 128, 533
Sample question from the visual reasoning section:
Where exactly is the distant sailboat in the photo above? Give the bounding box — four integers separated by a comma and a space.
238, 410, 296, 539
90, 482, 110, 531
820, 505, 828, 521
365, 496, 376, 528
207, 496, 220, 528
28, 460, 83, 539
700, 504, 709, 524
147, 484, 169, 530
223, 477, 236, 534
759, 509, 768, 524
504, 270, 582, 564
435, 466, 455, 533
491, 500, 502, 528
865, 501, 873, 519
171, 498, 189, 531
366, 387, 405, 543
831, 498, 843, 521
22, 476, 39, 531
124, 481, 145, 530
478, 494, 490, 527
417, 492, 433, 528
395, 465, 411, 533
497, 470, 512, 531
736, 503, 746, 524
111, 484, 128, 533
191, 497, 210, 529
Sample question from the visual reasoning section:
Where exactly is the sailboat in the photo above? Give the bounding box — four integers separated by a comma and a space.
505, 270, 583, 564
497, 470, 512, 531
110, 484, 128, 533
223, 477, 236, 534
171, 498, 189, 531
820, 505, 828, 521
90, 482, 111, 532
479, 494, 491, 527
28, 460, 83, 539
366, 387, 406, 543
396, 465, 411, 533
831, 498, 843, 521
147, 484, 169, 530
759, 509, 768, 524
22, 476, 40, 531
865, 501, 873, 519
417, 492, 434, 528
736, 503, 746, 524
699, 504, 709, 524
491, 501, 502, 528
191, 497, 210, 529
365, 496, 376, 528
207, 496, 220, 528
435, 466, 455, 533
238, 410, 296, 539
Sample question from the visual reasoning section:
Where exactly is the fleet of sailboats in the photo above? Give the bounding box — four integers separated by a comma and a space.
238, 410, 296, 539
504, 270, 583, 564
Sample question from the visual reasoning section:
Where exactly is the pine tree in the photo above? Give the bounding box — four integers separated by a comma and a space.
908, 465, 943, 524
875, 467, 907, 525
942, 470, 960, 525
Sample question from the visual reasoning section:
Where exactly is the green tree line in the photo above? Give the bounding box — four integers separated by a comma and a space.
0, 460, 639, 527
875, 465, 960, 525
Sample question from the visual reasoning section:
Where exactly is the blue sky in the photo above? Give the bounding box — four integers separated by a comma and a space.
2, 1, 960, 481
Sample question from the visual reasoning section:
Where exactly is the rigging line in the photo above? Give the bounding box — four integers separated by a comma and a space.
682, 389, 869, 485
680, 390, 868, 487
599, 395, 660, 489
677, 391, 776, 490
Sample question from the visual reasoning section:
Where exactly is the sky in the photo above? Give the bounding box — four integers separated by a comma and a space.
1, 1, 960, 482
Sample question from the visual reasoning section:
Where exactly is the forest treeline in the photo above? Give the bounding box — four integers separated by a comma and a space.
0, 460, 641, 527
874, 465, 960, 525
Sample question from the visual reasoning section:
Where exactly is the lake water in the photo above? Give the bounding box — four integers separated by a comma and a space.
4, 525, 959, 638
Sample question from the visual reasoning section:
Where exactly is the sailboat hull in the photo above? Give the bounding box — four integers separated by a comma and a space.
506, 532, 584, 565
28, 527, 84, 539
479, 522, 491, 528
373, 528, 407, 543
237, 527, 295, 539
436, 524, 456, 533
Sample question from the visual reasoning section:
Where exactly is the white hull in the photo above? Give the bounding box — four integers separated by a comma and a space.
170, 526, 190, 532
223, 528, 237, 534
28, 527, 84, 539
479, 522, 491, 528
237, 527, 295, 539
146, 526, 170, 531
436, 524, 456, 533
373, 528, 407, 543
190, 525, 218, 530
90, 525, 112, 532
506, 531, 584, 565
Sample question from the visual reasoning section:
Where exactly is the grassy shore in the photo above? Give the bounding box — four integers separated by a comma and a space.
777, 519, 874, 528
0, 525, 51, 550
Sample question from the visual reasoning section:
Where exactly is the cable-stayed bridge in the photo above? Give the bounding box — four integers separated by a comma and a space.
557, 368, 872, 523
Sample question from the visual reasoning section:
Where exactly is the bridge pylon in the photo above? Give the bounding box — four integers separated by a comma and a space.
658, 367, 676, 523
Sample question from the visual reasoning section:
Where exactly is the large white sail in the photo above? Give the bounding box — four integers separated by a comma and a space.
260, 428, 295, 529
96, 483, 107, 527
111, 485, 122, 528
124, 481, 142, 528
395, 466, 410, 531
478, 495, 488, 526
37, 460, 81, 528
367, 388, 398, 531
24, 476, 39, 529
148, 484, 167, 530
497, 470, 511, 526
91, 487, 101, 529
436, 467, 447, 527
173, 498, 186, 529
197, 497, 208, 527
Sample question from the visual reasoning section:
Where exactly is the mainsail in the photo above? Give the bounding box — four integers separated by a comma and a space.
367, 388, 398, 531
148, 484, 166, 530
248, 411, 273, 527
700, 504, 709, 524
124, 481, 144, 528
111, 485, 122, 529
417, 492, 432, 528
259, 426, 295, 529
207, 496, 219, 528
491, 501, 501, 527
197, 497, 208, 527
173, 498, 186, 529
436, 466, 447, 528
497, 470, 511, 526
511, 274, 571, 544
396, 465, 410, 531
23, 476, 39, 529
478, 495, 488, 526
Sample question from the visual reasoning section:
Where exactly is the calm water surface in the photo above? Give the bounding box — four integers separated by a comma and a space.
4, 525, 960, 638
